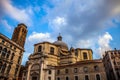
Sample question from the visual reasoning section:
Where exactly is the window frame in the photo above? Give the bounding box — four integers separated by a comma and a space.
65, 69, 69, 74
57, 70, 60, 75
38, 46, 42, 52
94, 65, 99, 71
83, 52, 88, 59
48, 70, 52, 74
96, 74, 101, 80
66, 76, 69, 80
74, 76, 78, 80
83, 67, 88, 73
50, 47, 54, 54
85, 75, 89, 80
74, 68, 78, 73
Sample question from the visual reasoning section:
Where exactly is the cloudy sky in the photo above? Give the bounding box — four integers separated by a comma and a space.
0, 0, 120, 65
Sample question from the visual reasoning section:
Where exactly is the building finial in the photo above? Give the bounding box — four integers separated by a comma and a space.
57, 33, 62, 41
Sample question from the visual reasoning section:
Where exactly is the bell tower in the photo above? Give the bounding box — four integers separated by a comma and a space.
12, 23, 28, 48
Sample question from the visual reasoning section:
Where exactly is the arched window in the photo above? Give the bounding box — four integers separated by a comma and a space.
85, 75, 89, 80
6, 65, 11, 74
96, 74, 100, 80
57, 77, 60, 80
0, 46, 2, 53
1, 63, 6, 73
18, 56, 21, 64
2, 48, 7, 58
15, 65, 19, 76
11, 53, 14, 60
75, 76, 78, 80
38, 46, 42, 52
0, 61, 2, 70
6, 51, 10, 59
66, 76, 69, 80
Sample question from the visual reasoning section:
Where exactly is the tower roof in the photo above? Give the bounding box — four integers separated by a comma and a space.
18, 23, 27, 28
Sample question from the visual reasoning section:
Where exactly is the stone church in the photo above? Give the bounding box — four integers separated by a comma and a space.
22, 35, 107, 80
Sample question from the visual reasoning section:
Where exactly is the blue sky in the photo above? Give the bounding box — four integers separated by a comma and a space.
0, 0, 120, 65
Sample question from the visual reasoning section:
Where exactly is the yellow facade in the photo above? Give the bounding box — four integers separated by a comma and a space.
23, 35, 96, 80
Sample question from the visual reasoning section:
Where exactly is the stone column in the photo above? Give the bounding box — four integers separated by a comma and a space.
40, 60, 44, 80
27, 64, 31, 80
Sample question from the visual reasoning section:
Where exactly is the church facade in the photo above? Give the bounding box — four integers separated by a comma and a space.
22, 35, 107, 80
0, 23, 27, 80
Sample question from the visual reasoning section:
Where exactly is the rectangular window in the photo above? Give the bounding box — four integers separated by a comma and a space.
65, 69, 69, 74
32, 77, 37, 80
38, 46, 42, 52
85, 75, 89, 80
75, 76, 78, 80
57, 70, 60, 75
48, 76, 51, 80
50, 47, 54, 54
11, 53, 14, 60
83, 52, 88, 59
74, 68, 77, 73
75, 51, 78, 56
48, 70, 52, 74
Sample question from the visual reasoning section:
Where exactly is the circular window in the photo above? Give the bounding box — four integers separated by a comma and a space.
83, 67, 88, 73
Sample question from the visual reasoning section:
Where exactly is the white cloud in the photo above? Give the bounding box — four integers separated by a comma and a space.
28, 32, 54, 43
97, 32, 113, 57
0, 0, 32, 26
45, 0, 120, 40
76, 39, 96, 48
0, 19, 12, 31
53, 17, 66, 25
49, 16, 66, 32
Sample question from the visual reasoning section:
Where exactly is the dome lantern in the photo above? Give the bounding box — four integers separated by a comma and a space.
57, 33, 62, 41
53, 34, 68, 50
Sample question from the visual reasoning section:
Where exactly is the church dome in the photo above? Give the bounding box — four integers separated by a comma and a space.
53, 34, 68, 50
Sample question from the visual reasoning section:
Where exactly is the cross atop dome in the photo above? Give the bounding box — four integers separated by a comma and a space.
57, 33, 62, 41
